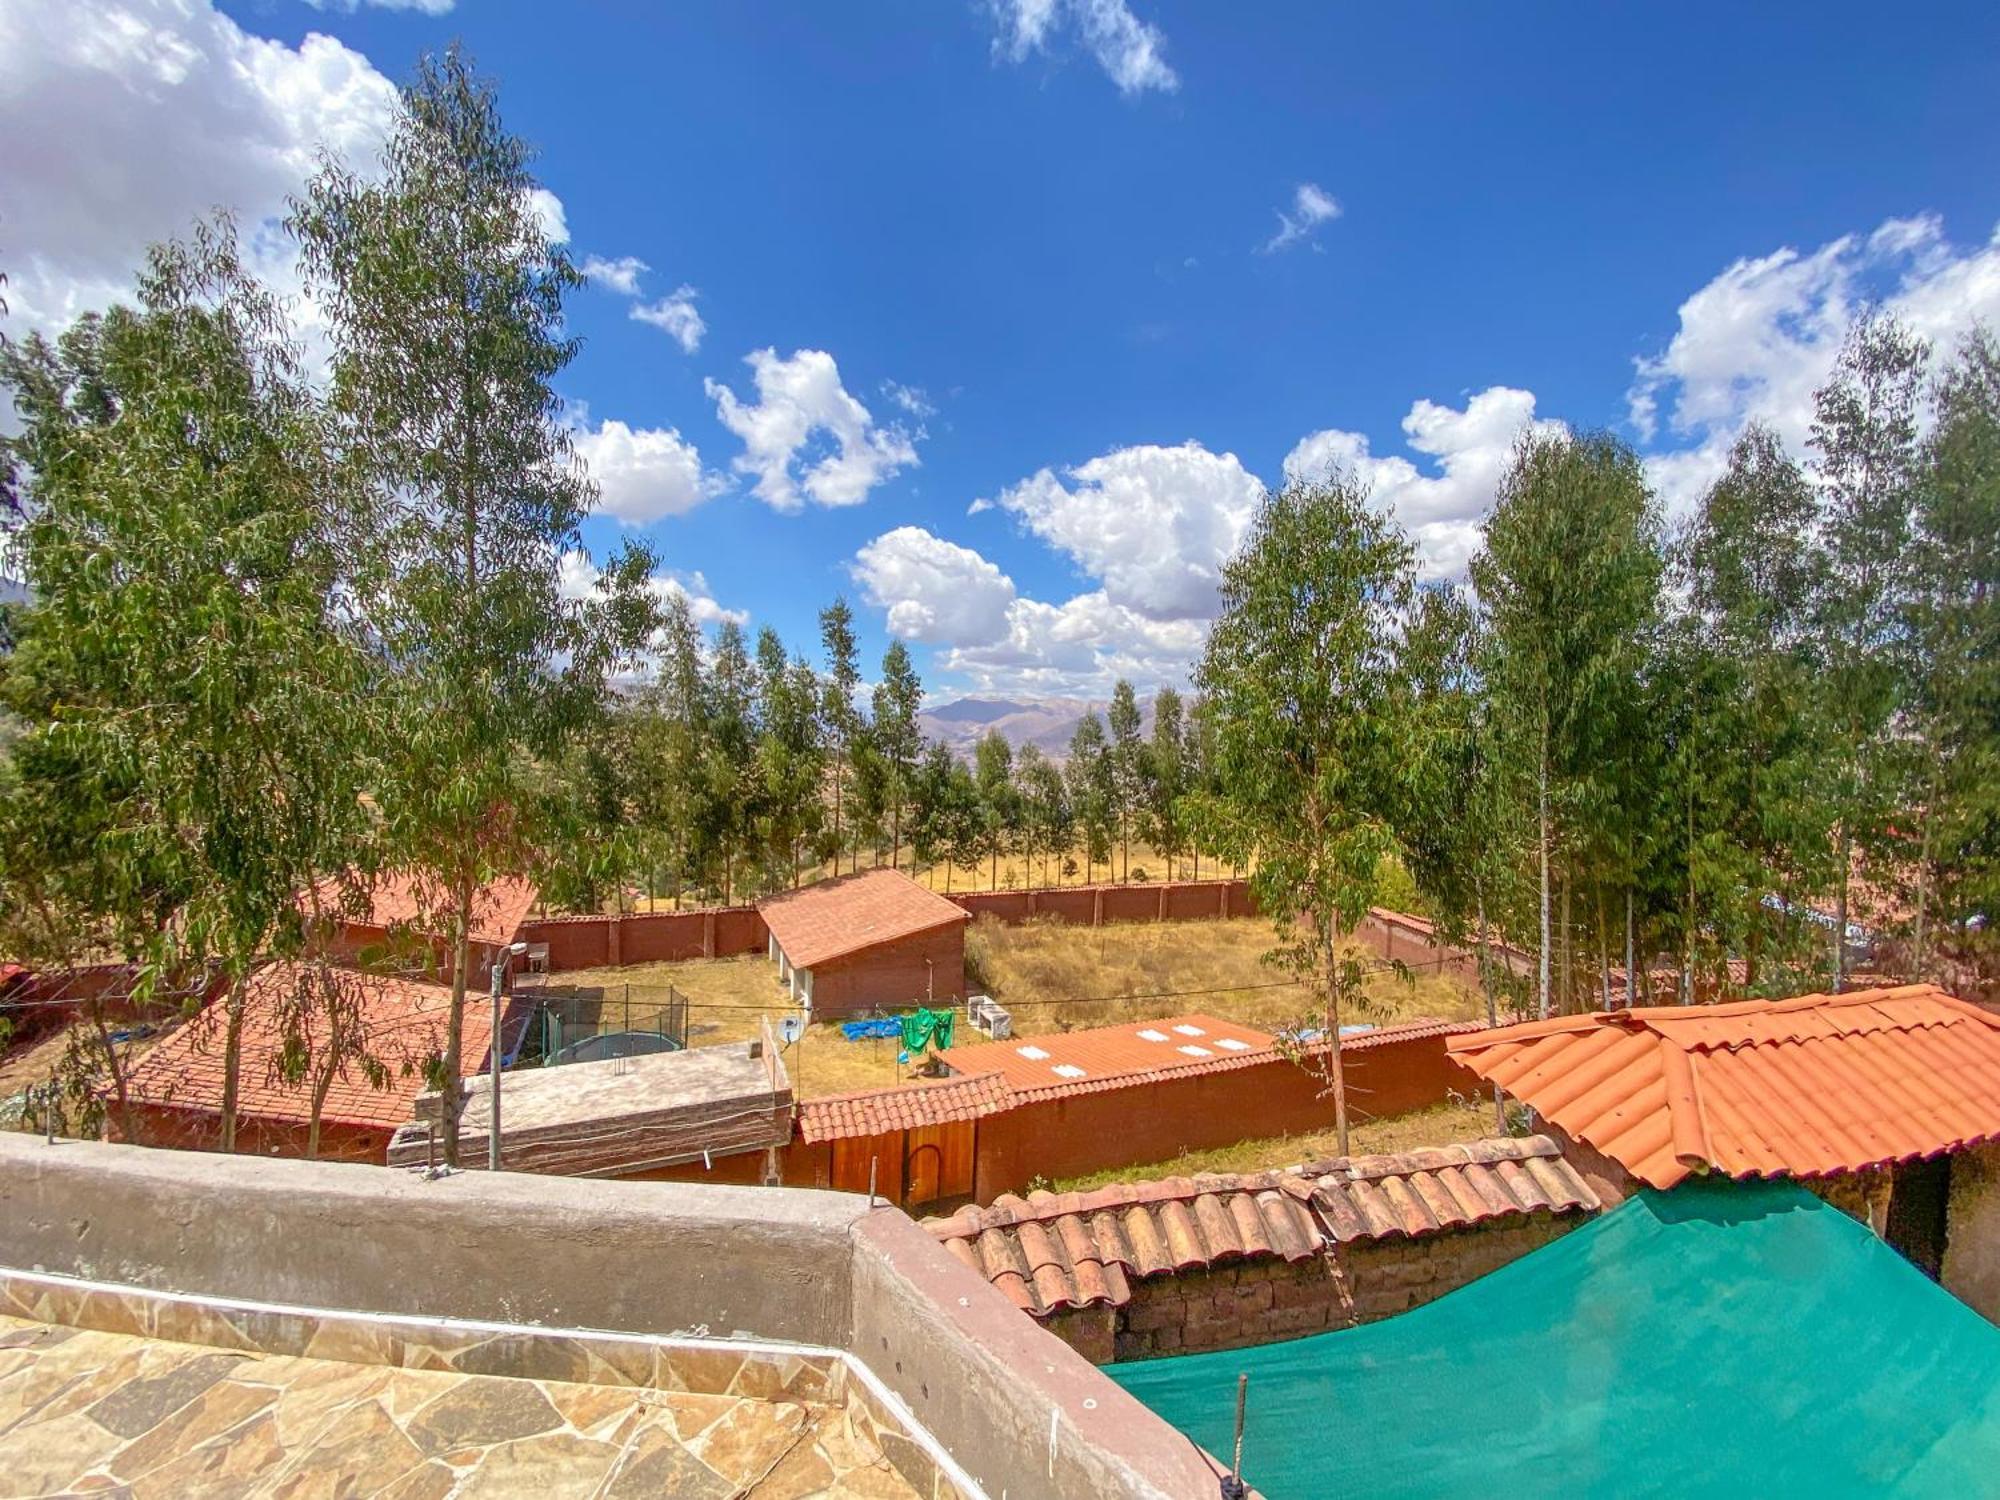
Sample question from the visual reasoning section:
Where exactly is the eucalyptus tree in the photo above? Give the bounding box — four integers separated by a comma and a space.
1191, 478, 1425, 1155
819, 597, 863, 874
753, 627, 826, 889
973, 728, 1017, 889
1107, 680, 1144, 880
871, 641, 924, 868
1066, 710, 1116, 884
1472, 431, 1661, 1017
292, 49, 655, 1163
1809, 313, 1929, 989
1678, 423, 1830, 990
1907, 329, 2000, 963
703, 620, 760, 902
0, 221, 377, 1148
1015, 741, 1071, 887
1147, 687, 1189, 879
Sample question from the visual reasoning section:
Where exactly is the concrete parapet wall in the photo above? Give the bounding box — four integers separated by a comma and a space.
0, 1133, 1225, 1500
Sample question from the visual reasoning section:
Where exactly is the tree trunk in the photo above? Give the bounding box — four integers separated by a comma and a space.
1624, 887, 1636, 1010
1476, 878, 1503, 1134
1834, 824, 1851, 993
440, 879, 475, 1168
1324, 916, 1349, 1158
1597, 885, 1612, 1012
1537, 725, 1551, 1021
1559, 866, 1572, 1017
218, 975, 247, 1152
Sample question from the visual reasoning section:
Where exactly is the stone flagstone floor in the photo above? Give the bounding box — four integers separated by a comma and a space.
0, 1313, 919, 1498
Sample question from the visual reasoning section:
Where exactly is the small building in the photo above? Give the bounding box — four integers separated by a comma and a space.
756, 868, 969, 1018
317, 870, 540, 979
1446, 982, 2000, 1319
118, 962, 523, 1161
926, 1135, 1600, 1363
388, 1028, 794, 1181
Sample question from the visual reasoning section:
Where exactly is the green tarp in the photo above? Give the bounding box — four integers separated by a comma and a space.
1109, 1178, 2000, 1498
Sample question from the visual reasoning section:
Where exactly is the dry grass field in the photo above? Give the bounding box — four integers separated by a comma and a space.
966, 915, 1487, 1035
551, 912, 1487, 1102
1045, 1097, 1516, 1193
625, 843, 1241, 911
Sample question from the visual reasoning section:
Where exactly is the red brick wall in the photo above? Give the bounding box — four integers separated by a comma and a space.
517, 908, 772, 970
808, 924, 968, 1019
970, 1033, 1467, 1200
1046, 1215, 1579, 1363
948, 879, 1251, 927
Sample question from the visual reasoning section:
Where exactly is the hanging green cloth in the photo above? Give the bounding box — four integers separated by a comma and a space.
899, 1006, 955, 1055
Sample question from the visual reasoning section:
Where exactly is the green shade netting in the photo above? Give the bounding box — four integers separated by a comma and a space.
1109, 1178, 2000, 1498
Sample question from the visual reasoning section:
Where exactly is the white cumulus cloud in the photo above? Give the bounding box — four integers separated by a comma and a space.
1285, 387, 1565, 580
706, 349, 920, 512
572, 419, 727, 524
1629, 214, 2000, 515
987, 441, 1264, 621
853, 527, 1018, 646
630, 286, 706, 353
988, 0, 1177, 96
1262, 182, 1341, 254
0, 0, 399, 336
579, 254, 649, 296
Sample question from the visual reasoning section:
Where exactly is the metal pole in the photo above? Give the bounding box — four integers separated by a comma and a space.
1221, 1373, 1249, 1500
489, 958, 504, 1173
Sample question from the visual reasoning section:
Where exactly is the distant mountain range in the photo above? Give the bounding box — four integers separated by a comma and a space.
917, 695, 1157, 758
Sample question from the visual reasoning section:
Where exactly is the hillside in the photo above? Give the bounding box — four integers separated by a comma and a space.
917, 694, 1158, 758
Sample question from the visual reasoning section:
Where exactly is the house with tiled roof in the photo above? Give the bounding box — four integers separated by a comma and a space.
1446, 984, 2000, 1319
925, 1136, 1600, 1363
757, 868, 969, 1017
116, 961, 525, 1162
316, 870, 541, 979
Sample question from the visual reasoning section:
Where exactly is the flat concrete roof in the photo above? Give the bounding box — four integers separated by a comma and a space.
388, 1041, 793, 1175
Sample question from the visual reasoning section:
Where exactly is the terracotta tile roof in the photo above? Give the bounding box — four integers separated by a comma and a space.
756, 869, 969, 970
938, 1013, 1279, 1098
794, 1071, 1014, 1143
124, 962, 506, 1133
925, 1135, 1596, 1316
1446, 984, 2000, 1190
318, 871, 540, 949
936, 1014, 1479, 1103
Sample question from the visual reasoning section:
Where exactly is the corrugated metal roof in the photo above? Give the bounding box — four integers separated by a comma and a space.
756, 869, 969, 970
795, 1070, 1013, 1142
924, 1135, 1597, 1316
1447, 984, 2000, 1189
125, 962, 506, 1132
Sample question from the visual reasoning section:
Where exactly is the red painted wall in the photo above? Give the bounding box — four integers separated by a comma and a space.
969, 1033, 1464, 1201
114, 1103, 390, 1163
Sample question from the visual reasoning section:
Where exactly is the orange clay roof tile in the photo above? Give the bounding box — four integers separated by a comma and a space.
792, 1069, 1011, 1143
124, 962, 507, 1134
924, 1135, 1597, 1316
1447, 984, 2000, 1188
756, 868, 969, 971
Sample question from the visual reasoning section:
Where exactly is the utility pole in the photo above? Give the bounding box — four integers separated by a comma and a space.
488, 941, 527, 1173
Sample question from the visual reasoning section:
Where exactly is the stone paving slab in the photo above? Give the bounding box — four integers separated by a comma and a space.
0, 1314, 918, 1498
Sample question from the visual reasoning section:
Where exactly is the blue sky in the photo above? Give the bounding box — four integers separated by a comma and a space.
8, 2, 2000, 701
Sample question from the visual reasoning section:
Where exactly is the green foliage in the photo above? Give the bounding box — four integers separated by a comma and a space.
1192, 478, 1426, 1151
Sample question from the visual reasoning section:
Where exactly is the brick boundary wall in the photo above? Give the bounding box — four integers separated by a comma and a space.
515, 881, 1517, 991
1044, 1214, 1579, 1364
